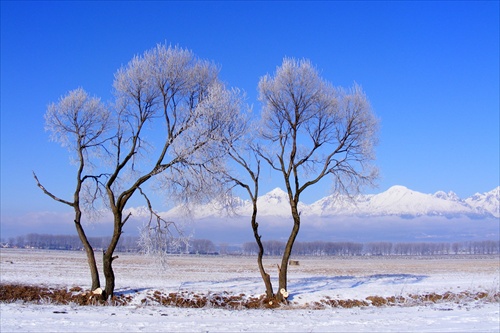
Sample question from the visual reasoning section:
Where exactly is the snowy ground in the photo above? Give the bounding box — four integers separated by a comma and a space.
1, 249, 499, 332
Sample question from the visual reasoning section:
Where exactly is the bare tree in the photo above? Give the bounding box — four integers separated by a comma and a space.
100, 44, 242, 299
217, 102, 277, 299
34, 88, 111, 291
257, 58, 378, 302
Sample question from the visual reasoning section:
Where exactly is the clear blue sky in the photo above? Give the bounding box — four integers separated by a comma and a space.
1, 1, 499, 235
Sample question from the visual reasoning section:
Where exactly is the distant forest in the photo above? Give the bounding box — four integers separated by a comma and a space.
2, 233, 499, 256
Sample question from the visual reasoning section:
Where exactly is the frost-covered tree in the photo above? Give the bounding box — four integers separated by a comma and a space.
35, 44, 245, 300
101, 44, 243, 299
34, 88, 112, 291
257, 58, 378, 302
219, 109, 275, 299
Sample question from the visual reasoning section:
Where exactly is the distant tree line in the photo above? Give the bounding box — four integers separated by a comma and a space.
2, 234, 499, 256
242, 240, 500, 256
2, 234, 139, 252
1, 234, 218, 255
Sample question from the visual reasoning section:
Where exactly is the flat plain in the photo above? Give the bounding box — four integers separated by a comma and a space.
1, 249, 499, 332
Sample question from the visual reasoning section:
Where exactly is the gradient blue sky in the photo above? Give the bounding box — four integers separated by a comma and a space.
1, 1, 499, 235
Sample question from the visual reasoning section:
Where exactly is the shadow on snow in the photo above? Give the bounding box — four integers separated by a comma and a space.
288, 274, 428, 300
160, 274, 428, 300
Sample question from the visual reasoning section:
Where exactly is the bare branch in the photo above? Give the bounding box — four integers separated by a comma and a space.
33, 172, 74, 207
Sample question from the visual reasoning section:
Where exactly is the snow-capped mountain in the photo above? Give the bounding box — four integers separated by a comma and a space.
163, 187, 300, 219
308, 185, 498, 218
164, 185, 500, 219
465, 187, 500, 218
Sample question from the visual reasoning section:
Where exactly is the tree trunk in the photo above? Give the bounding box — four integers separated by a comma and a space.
74, 219, 100, 291
277, 204, 301, 303
102, 215, 122, 300
250, 206, 274, 299
102, 252, 115, 300
73, 209, 101, 291
257, 250, 274, 299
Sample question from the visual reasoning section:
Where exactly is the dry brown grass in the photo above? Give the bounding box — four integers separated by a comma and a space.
1, 283, 498, 309
0, 284, 129, 306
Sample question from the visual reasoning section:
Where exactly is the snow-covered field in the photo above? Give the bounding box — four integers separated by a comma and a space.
1, 249, 499, 332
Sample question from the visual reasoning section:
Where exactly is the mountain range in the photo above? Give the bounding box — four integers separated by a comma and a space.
164, 185, 500, 220
2, 185, 496, 243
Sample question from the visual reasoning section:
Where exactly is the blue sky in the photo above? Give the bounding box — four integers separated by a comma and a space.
1, 1, 499, 236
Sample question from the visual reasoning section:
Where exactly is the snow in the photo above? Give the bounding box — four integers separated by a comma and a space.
1, 249, 499, 332
252, 187, 295, 217
307, 185, 498, 218
363, 186, 473, 217
163, 185, 500, 221
433, 190, 461, 202
466, 186, 500, 218
2, 302, 499, 332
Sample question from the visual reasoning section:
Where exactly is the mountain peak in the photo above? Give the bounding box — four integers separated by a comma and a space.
433, 190, 461, 202
255, 187, 293, 217
465, 186, 500, 217
266, 187, 288, 196
387, 185, 410, 192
